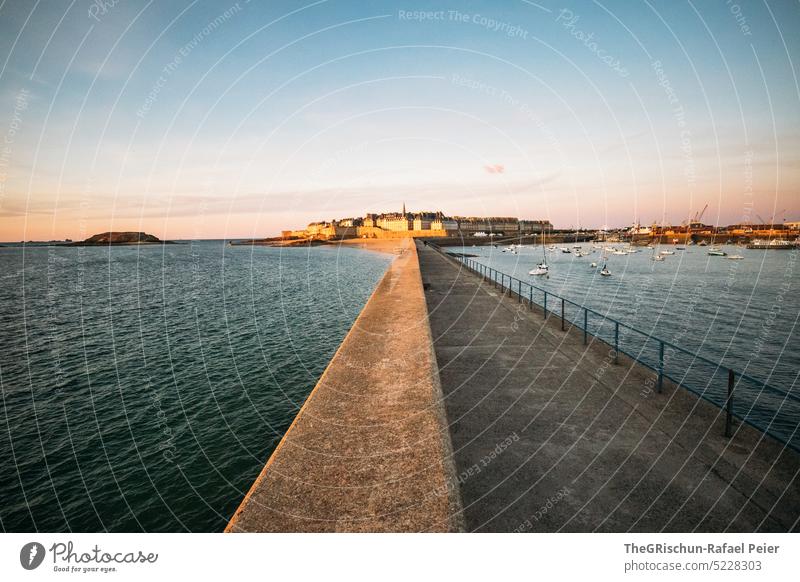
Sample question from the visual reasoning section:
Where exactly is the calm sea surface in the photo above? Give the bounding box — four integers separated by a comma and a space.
2, 240, 798, 532
0, 241, 391, 532
462, 242, 799, 448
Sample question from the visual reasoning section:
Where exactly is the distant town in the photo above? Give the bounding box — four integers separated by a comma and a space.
281, 205, 553, 241
279, 205, 800, 245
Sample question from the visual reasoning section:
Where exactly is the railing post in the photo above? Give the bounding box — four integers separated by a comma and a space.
725, 369, 734, 438
658, 341, 664, 393
583, 308, 588, 345
518, 280, 522, 302
614, 321, 619, 364
543, 291, 547, 319
561, 298, 565, 331
529, 286, 532, 309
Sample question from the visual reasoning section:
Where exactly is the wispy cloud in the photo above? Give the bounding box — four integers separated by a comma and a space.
483, 164, 505, 174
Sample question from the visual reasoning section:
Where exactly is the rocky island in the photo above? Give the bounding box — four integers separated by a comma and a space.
71, 232, 173, 246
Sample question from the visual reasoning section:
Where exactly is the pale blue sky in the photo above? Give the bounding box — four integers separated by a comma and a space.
1, 0, 798, 239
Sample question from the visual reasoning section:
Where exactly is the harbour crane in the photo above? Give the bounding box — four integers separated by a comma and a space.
695, 203, 708, 223
752, 208, 787, 228
683, 203, 708, 226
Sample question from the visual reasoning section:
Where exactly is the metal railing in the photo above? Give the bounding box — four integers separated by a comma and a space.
426, 243, 800, 451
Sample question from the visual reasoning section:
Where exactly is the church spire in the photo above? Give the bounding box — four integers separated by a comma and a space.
402, 201, 406, 215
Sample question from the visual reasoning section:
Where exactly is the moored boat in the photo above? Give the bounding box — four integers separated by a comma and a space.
529, 263, 549, 276
746, 239, 794, 250
530, 233, 549, 276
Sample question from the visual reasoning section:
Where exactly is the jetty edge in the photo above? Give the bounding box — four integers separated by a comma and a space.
225, 238, 464, 532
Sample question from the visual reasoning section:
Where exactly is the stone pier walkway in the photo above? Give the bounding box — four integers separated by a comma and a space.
417, 242, 800, 532
226, 239, 462, 532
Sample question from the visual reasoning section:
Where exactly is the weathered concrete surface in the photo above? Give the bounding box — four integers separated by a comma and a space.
226, 239, 463, 532
418, 242, 800, 532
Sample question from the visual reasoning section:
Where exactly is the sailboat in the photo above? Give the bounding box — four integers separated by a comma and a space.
598, 246, 611, 276
529, 263, 549, 276
529, 233, 549, 276
659, 228, 674, 255
651, 241, 664, 261
727, 240, 745, 259
706, 226, 727, 255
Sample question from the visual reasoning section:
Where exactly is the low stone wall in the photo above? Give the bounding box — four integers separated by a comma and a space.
355, 226, 450, 238
225, 239, 463, 532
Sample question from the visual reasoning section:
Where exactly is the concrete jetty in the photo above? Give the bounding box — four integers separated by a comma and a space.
226, 239, 463, 532
417, 243, 800, 532
227, 237, 799, 533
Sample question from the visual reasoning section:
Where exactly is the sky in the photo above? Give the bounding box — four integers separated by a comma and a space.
0, 0, 798, 240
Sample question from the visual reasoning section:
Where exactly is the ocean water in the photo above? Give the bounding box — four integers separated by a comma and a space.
461, 242, 800, 448
0, 241, 392, 532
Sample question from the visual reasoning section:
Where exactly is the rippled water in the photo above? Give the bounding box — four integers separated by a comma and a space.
0, 241, 391, 532
463, 243, 800, 448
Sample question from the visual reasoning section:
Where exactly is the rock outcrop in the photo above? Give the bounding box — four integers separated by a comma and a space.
74, 232, 166, 245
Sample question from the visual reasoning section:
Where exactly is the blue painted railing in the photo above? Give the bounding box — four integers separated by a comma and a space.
429, 244, 800, 451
